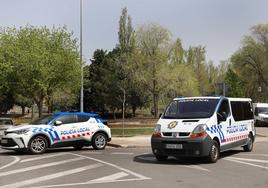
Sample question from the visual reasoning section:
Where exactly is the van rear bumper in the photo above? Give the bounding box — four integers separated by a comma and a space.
151, 135, 213, 157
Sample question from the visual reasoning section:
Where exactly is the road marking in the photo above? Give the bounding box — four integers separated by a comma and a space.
0, 163, 103, 188
235, 153, 268, 157
226, 157, 268, 163
224, 158, 268, 170
70, 153, 150, 180
0, 156, 20, 170
90, 172, 129, 182
0, 157, 83, 177
81, 151, 103, 154
184, 165, 210, 172
20, 153, 66, 163
111, 152, 134, 155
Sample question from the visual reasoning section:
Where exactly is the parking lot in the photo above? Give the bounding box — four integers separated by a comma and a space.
0, 137, 268, 188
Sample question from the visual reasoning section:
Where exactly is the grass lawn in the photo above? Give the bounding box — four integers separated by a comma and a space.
111, 127, 154, 137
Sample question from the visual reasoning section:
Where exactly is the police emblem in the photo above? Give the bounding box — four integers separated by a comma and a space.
167, 121, 178, 129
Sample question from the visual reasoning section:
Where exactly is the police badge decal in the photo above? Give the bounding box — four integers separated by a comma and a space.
167, 121, 178, 129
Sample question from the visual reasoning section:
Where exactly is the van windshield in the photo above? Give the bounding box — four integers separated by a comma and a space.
163, 99, 220, 119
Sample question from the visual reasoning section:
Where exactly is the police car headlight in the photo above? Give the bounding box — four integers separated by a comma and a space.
191, 124, 208, 138
10, 129, 30, 135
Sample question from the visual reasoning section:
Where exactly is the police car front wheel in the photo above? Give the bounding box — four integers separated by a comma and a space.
28, 135, 48, 154
207, 140, 220, 163
92, 133, 107, 150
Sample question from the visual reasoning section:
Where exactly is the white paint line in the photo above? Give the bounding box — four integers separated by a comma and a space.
111, 152, 134, 155
20, 153, 67, 163
30, 178, 148, 188
89, 172, 129, 182
0, 163, 103, 188
0, 156, 20, 170
184, 165, 210, 172
81, 151, 103, 154
70, 153, 150, 180
224, 158, 268, 170
235, 153, 268, 157
0, 157, 84, 177
226, 157, 268, 163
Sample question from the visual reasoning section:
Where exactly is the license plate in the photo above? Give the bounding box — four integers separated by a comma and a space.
166, 144, 183, 149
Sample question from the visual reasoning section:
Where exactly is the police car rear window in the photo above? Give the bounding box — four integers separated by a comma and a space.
77, 115, 90, 122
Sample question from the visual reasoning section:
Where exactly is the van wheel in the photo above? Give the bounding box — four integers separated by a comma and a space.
28, 136, 48, 154
155, 154, 168, 161
207, 140, 219, 163
92, 133, 107, 150
243, 134, 253, 152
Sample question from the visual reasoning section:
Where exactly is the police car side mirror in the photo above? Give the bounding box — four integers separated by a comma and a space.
159, 113, 162, 118
54, 120, 62, 126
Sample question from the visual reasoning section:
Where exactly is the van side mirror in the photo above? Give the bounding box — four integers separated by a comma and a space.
217, 112, 227, 122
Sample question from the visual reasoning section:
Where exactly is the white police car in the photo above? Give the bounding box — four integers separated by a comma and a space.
0, 112, 111, 154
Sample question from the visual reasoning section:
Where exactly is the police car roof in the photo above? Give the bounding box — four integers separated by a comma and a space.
173, 96, 252, 101
53, 111, 98, 117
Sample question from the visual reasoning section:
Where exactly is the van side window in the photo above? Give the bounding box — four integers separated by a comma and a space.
231, 101, 253, 121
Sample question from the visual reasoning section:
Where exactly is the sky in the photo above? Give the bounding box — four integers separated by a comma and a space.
0, 0, 268, 64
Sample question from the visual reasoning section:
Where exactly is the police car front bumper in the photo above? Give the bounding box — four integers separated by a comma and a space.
1, 136, 26, 150
151, 134, 213, 157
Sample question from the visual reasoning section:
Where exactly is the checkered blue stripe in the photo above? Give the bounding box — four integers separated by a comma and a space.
32, 127, 60, 142
207, 125, 225, 142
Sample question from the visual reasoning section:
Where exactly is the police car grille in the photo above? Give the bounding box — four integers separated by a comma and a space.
162, 132, 190, 137
1, 138, 17, 147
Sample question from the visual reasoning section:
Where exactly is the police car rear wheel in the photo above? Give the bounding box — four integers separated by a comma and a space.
28, 136, 48, 154
243, 134, 253, 152
92, 133, 107, 150
207, 140, 219, 163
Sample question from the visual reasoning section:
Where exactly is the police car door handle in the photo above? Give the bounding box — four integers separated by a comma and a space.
229, 119, 231, 126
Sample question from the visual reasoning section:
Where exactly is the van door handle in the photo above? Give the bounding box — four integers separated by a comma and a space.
229, 119, 231, 126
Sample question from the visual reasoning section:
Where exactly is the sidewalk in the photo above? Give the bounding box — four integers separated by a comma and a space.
108, 127, 268, 148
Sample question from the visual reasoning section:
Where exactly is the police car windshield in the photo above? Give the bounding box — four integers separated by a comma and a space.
163, 99, 220, 119
31, 115, 56, 125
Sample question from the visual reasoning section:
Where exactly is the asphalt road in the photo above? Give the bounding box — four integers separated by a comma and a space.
0, 141, 268, 188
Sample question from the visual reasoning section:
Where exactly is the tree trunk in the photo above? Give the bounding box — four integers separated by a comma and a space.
35, 99, 44, 118
21, 106, 25, 116
132, 106, 136, 117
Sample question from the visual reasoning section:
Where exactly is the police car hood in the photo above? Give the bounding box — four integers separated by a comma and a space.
7, 124, 50, 131
158, 118, 209, 133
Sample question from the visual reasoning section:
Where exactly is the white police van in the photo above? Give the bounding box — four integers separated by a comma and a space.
151, 97, 255, 163
1, 112, 111, 154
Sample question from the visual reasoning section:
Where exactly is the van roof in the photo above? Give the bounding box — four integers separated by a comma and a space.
173, 96, 252, 102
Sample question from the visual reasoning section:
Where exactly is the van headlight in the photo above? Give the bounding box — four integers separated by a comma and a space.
191, 124, 208, 138
152, 124, 161, 137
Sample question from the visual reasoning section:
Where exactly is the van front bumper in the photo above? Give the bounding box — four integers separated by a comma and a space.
151, 135, 213, 157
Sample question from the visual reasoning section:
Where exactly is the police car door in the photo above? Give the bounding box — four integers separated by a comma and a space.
52, 114, 78, 143
216, 99, 231, 150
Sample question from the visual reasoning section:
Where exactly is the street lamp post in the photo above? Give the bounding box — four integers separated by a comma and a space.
80, 0, 84, 112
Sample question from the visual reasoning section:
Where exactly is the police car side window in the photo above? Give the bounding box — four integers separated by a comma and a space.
56, 115, 76, 124
77, 115, 90, 122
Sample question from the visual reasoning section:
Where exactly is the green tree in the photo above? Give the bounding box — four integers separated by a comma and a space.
224, 68, 244, 97
0, 26, 80, 116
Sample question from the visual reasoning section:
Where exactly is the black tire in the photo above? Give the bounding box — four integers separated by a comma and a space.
207, 140, 220, 163
243, 134, 253, 152
73, 144, 84, 150
28, 135, 48, 154
92, 133, 107, 150
155, 154, 168, 161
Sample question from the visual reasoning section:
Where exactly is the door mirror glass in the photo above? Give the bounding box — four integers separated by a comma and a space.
217, 112, 227, 122
54, 120, 62, 126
